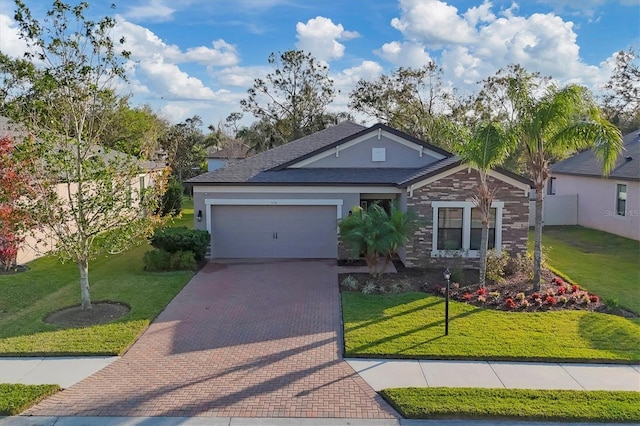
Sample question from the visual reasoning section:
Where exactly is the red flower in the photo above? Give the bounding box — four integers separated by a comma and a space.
554, 278, 564, 286
557, 286, 566, 295
504, 297, 516, 309
530, 293, 541, 301
477, 287, 486, 296
462, 292, 473, 301
571, 285, 579, 293
546, 296, 557, 306
589, 295, 599, 303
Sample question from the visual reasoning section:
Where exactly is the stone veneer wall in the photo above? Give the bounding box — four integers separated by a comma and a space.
404, 168, 529, 268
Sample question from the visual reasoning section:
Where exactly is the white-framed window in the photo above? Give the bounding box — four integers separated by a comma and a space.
431, 201, 504, 257
616, 183, 627, 216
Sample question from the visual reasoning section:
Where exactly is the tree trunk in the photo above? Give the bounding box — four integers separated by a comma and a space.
533, 186, 543, 292
79, 258, 92, 310
479, 223, 489, 286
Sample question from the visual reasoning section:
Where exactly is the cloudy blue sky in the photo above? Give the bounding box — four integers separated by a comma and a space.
1, 0, 638, 127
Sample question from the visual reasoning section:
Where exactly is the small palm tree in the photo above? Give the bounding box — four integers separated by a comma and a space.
457, 122, 513, 286
339, 203, 416, 278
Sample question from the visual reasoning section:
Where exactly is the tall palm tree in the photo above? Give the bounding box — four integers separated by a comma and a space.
506, 79, 622, 290
457, 122, 513, 286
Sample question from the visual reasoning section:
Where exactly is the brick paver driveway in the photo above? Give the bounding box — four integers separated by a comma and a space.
27, 260, 397, 419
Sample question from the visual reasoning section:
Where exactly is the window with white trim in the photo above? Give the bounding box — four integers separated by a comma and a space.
616, 184, 627, 216
437, 208, 463, 250
470, 207, 496, 250
432, 201, 504, 257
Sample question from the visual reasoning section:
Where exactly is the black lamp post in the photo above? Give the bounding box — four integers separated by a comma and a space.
444, 267, 451, 336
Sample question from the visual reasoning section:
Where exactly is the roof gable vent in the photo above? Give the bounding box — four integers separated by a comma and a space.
372, 147, 386, 162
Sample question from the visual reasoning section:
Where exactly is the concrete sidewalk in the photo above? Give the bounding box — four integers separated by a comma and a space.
0, 357, 117, 389
347, 358, 640, 391
1, 356, 638, 391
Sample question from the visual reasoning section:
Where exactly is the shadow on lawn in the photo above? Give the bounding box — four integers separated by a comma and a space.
578, 314, 640, 361
348, 304, 483, 355
343, 297, 441, 333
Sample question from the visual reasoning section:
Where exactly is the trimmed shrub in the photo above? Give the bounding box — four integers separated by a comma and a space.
159, 180, 184, 216
143, 249, 171, 271
150, 227, 209, 260
170, 250, 197, 271
144, 249, 197, 271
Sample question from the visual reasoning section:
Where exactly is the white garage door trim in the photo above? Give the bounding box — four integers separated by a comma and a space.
203, 198, 344, 235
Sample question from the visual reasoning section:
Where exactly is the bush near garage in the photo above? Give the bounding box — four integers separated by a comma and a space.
150, 226, 209, 260
143, 249, 197, 271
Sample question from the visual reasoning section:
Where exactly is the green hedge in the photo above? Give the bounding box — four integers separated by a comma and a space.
150, 226, 209, 260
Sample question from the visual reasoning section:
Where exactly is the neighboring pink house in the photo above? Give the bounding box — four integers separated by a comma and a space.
549, 129, 639, 241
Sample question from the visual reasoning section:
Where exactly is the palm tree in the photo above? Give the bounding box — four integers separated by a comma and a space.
494, 72, 623, 291
457, 122, 513, 286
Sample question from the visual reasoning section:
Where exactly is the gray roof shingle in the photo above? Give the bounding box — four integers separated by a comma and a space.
249, 168, 420, 185
551, 130, 640, 181
187, 121, 366, 184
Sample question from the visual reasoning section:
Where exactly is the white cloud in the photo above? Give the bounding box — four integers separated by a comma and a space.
295, 16, 360, 62
183, 40, 240, 67
387, 0, 609, 91
0, 13, 29, 58
375, 41, 433, 67
116, 17, 239, 67
123, 0, 176, 22
391, 0, 477, 47
137, 55, 221, 101
214, 65, 272, 88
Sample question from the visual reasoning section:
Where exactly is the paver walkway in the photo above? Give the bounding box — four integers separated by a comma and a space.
25, 260, 396, 419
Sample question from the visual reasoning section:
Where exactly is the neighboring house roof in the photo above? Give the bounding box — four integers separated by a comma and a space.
551, 129, 640, 181
0, 115, 166, 173
187, 121, 532, 188
207, 140, 251, 159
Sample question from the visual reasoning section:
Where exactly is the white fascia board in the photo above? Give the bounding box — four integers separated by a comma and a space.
409, 163, 530, 195
194, 185, 401, 194
288, 130, 446, 168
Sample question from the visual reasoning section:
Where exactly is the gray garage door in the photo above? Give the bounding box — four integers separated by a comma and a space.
210, 205, 338, 258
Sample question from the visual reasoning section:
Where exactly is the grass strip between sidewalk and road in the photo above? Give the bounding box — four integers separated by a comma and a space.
381, 387, 640, 423
0, 384, 60, 415
342, 292, 640, 362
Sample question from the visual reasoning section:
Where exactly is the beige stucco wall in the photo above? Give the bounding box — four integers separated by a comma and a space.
554, 174, 639, 241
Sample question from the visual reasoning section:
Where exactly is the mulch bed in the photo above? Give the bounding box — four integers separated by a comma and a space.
43, 302, 130, 328
339, 261, 637, 318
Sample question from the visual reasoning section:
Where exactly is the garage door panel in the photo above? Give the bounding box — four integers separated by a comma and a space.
211, 205, 337, 258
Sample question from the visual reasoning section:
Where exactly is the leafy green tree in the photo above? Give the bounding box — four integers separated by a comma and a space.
9, 0, 166, 309
339, 203, 416, 278
456, 123, 513, 286
240, 50, 335, 146
349, 63, 464, 151
474, 65, 623, 291
601, 46, 640, 133
98, 102, 169, 159
160, 116, 210, 182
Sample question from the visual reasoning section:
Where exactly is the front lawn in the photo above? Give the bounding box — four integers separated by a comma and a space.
0, 204, 196, 356
0, 384, 60, 415
342, 292, 640, 362
381, 387, 640, 423
539, 226, 640, 314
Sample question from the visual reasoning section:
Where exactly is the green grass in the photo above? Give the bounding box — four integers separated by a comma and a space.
537, 226, 640, 314
0, 200, 196, 355
0, 384, 60, 415
381, 387, 640, 422
342, 292, 640, 362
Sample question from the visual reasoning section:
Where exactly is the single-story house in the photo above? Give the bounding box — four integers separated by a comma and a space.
207, 140, 251, 171
0, 115, 167, 264
548, 129, 639, 241
187, 122, 531, 267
